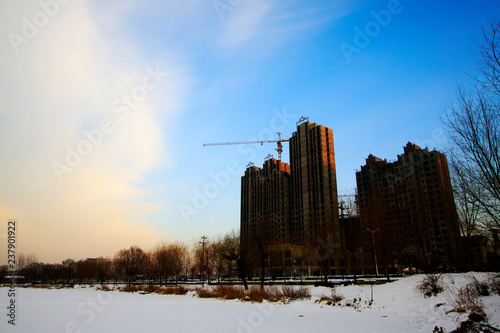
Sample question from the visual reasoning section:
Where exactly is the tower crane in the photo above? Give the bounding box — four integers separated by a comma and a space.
203, 132, 289, 162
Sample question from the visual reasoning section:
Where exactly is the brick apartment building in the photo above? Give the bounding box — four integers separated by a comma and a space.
356, 142, 463, 271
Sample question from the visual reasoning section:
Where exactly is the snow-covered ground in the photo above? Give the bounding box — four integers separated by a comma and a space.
1, 273, 499, 333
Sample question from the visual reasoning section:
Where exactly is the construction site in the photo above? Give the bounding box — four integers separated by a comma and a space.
204, 117, 485, 279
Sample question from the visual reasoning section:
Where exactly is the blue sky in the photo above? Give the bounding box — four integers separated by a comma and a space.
1, 0, 499, 264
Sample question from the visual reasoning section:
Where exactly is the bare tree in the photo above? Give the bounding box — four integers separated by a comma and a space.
61, 259, 75, 284
95, 258, 112, 285
24, 262, 43, 285
16, 253, 37, 272
44, 263, 63, 285
213, 230, 249, 290
113, 245, 148, 285
452, 169, 487, 238
443, 22, 500, 228
168, 243, 189, 285
0, 265, 8, 281
151, 242, 173, 285
75, 260, 96, 284
340, 196, 361, 281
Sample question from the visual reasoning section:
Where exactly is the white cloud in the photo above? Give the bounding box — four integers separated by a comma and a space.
220, 0, 271, 47
0, 0, 188, 263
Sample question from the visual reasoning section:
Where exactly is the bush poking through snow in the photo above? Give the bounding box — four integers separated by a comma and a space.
315, 290, 344, 306
144, 285, 161, 294
196, 288, 215, 298
488, 274, 500, 296
271, 286, 311, 302
195, 285, 311, 303
196, 285, 245, 300
120, 285, 140, 293
246, 286, 272, 302
214, 285, 246, 300
96, 285, 110, 291
446, 284, 484, 314
465, 274, 490, 297
417, 274, 444, 297
160, 286, 189, 295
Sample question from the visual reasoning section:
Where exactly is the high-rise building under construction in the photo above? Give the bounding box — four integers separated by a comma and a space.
240, 117, 341, 275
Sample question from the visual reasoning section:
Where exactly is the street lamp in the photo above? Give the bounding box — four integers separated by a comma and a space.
200, 235, 207, 287
366, 228, 379, 276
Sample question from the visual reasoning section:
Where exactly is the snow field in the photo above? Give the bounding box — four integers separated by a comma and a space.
1, 273, 499, 333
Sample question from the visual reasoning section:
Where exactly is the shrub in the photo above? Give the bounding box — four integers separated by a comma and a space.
447, 285, 484, 314
121, 285, 139, 293
315, 290, 344, 306
246, 286, 272, 302
465, 275, 490, 297
143, 285, 161, 294
487, 274, 500, 296
214, 285, 245, 300
96, 285, 110, 291
416, 274, 444, 297
196, 288, 215, 298
271, 286, 311, 302
32, 284, 51, 289
161, 286, 189, 295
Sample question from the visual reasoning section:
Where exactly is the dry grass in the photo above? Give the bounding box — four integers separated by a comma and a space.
195, 285, 310, 303
120, 285, 140, 293
55, 285, 75, 289
315, 289, 344, 306
213, 285, 245, 300
196, 288, 215, 298
465, 274, 490, 297
446, 285, 484, 314
271, 286, 311, 302
32, 284, 52, 289
143, 285, 161, 294
96, 285, 111, 291
246, 286, 272, 302
160, 286, 190, 295
416, 274, 444, 298
489, 274, 500, 296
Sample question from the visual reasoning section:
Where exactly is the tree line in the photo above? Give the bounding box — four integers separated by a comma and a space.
0, 231, 247, 286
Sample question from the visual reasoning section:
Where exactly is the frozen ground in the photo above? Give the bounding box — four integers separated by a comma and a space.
1, 273, 499, 333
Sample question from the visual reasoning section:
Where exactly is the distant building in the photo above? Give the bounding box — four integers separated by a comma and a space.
356, 142, 463, 271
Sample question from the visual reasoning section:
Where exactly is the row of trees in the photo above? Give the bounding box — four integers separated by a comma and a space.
0, 233, 247, 286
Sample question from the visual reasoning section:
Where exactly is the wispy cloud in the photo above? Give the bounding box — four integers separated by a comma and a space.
216, 0, 358, 50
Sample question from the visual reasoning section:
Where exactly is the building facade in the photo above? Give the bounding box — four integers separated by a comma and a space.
240, 157, 291, 253
289, 117, 340, 249
356, 142, 463, 270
